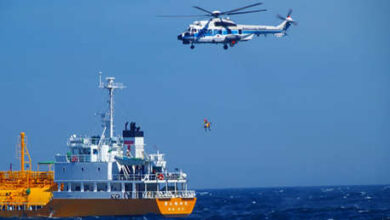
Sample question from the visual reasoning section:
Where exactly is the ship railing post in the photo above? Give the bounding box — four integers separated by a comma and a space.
132, 182, 136, 199
107, 182, 111, 192
93, 182, 97, 192
144, 183, 147, 198
68, 183, 71, 192
121, 182, 125, 194
174, 182, 177, 198
80, 182, 84, 192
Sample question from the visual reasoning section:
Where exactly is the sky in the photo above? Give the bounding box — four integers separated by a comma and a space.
0, 0, 389, 189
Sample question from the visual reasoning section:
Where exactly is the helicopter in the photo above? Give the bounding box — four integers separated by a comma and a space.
162, 2, 297, 50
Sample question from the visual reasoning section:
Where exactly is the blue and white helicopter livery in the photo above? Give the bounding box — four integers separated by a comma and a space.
163, 3, 297, 50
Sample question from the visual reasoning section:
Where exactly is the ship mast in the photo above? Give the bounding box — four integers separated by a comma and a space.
99, 72, 125, 138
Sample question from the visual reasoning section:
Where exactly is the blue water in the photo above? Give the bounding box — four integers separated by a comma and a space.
124, 185, 390, 220
6, 185, 387, 219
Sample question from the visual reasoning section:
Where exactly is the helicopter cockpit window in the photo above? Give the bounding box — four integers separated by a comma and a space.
214, 22, 237, 27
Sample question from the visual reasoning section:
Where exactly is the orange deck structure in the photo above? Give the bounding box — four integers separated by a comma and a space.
0, 132, 57, 216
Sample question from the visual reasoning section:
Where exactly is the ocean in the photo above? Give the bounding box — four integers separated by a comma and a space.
122, 185, 390, 220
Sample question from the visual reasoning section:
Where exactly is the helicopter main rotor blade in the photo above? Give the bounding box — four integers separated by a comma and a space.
226, 9, 267, 16
276, 14, 285, 20
192, 6, 214, 15
221, 2, 263, 15
290, 20, 298, 25
158, 15, 210, 18
287, 9, 293, 17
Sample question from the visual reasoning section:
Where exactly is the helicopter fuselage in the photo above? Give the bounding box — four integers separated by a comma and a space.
177, 18, 292, 48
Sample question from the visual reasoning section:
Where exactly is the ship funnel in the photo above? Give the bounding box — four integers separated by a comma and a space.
123, 122, 145, 159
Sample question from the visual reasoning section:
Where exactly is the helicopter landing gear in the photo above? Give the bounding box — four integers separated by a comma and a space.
190, 45, 195, 50
223, 44, 228, 50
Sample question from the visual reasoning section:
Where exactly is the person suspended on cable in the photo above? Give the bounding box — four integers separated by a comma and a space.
203, 118, 211, 131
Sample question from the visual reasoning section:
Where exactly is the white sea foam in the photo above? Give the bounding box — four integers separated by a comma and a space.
322, 188, 334, 192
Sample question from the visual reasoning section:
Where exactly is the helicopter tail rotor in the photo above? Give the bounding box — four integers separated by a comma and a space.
277, 9, 298, 26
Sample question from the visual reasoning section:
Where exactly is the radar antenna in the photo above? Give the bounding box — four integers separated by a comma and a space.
98, 72, 126, 138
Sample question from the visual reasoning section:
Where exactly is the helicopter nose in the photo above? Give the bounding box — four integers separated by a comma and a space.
177, 34, 183, 40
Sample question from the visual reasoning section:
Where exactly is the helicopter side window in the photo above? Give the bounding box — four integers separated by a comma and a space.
214, 22, 237, 27
218, 30, 222, 35
239, 29, 242, 34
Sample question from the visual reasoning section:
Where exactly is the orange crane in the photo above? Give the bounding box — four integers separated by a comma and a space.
0, 132, 57, 214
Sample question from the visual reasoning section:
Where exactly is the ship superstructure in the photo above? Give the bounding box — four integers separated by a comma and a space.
0, 74, 196, 218
50, 74, 196, 217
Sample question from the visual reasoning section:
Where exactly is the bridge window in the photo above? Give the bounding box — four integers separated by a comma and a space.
239, 29, 242, 34
93, 149, 98, 155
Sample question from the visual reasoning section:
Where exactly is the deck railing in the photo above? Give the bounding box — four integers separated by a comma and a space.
112, 173, 186, 181
0, 171, 54, 188
56, 154, 92, 163
142, 190, 196, 199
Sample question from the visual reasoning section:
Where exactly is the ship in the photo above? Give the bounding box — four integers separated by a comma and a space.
0, 74, 196, 217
